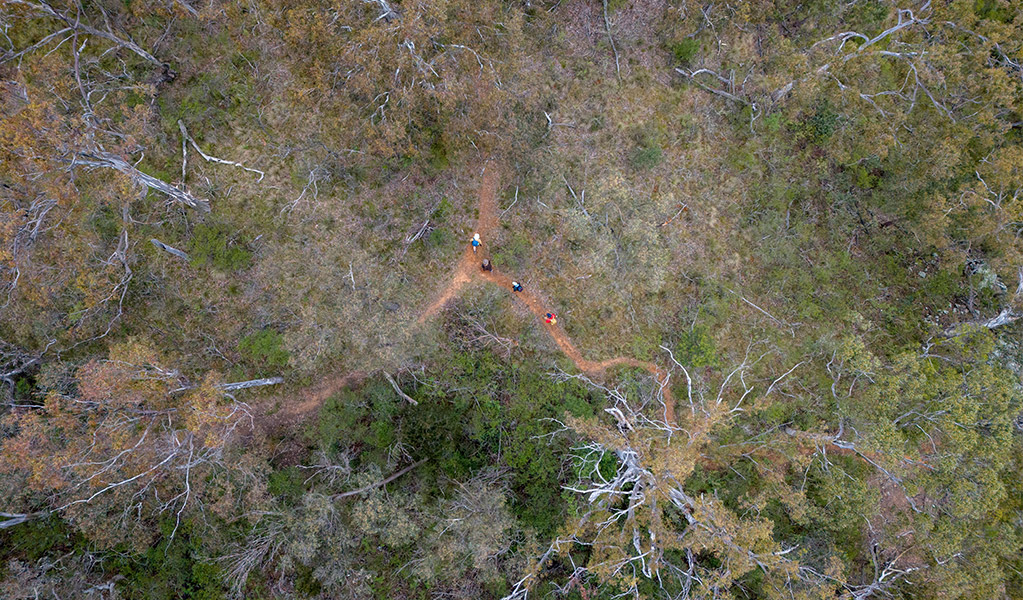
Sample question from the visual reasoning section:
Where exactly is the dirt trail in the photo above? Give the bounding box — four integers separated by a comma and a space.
263, 161, 676, 428
420, 164, 502, 321
259, 370, 369, 433
421, 163, 676, 423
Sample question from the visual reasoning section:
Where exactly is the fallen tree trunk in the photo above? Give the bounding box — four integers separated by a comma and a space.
0, 510, 49, 530
219, 377, 284, 391
332, 459, 426, 500
72, 152, 210, 212
384, 372, 418, 405
151, 239, 189, 260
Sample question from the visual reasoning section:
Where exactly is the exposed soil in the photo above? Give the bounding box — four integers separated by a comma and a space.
420, 161, 677, 423
263, 160, 677, 428
258, 370, 369, 434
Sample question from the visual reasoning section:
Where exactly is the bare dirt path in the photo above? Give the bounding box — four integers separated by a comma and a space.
420, 162, 677, 423
259, 370, 370, 433
419, 163, 502, 321
262, 160, 676, 429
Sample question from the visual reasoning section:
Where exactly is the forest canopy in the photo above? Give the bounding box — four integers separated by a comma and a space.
1, 1, 1021, 599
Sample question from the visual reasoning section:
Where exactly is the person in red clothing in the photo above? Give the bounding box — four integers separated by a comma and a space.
545, 312, 557, 324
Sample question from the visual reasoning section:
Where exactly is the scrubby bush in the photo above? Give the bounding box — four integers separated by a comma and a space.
238, 330, 290, 369
188, 224, 251, 271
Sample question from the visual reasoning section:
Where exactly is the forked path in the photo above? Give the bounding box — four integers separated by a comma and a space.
420, 163, 676, 423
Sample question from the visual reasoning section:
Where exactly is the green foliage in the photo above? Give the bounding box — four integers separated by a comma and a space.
294, 562, 322, 597
317, 378, 399, 460
427, 134, 450, 173
107, 519, 227, 600
89, 204, 120, 242
491, 231, 532, 272
13, 375, 33, 400
674, 326, 717, 368
796, 101, 840, 145
629, 125, 664, 170
846, 0, 891, 30
188, 223, 252, 271
974, 0, 1014, 22
427, 227, 451, 249
669, 38, 700, 66
630, 146, 663, 170
188, 562, 227, 600
432, 197, 453, 221
0, 515, 77, 562
762, 112, 783, 133
159, 54, 257, 134
846, 155, 883, 189
238, 329, 290, 369
268, 466, 306, 502
499, 367, 595, 534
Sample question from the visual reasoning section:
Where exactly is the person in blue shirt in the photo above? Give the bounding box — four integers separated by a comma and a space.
471, 233, 481, 253
512, 281, 523, 292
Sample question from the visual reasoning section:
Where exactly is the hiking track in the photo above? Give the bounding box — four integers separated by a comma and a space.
420, 162, 676, 423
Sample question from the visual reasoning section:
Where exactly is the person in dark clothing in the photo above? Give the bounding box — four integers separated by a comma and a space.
481, 259, 493, 272
511, 281, 523, 292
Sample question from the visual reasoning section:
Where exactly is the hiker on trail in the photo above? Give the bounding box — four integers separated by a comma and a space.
512, 281, 523, 292
481, 259, 493, 272
545, 312, 557, 325
471, 233, 481, 253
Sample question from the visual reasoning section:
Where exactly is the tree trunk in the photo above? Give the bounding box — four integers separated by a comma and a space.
946, 307, 1022, 336
150, 239, 189, 260
219, 377, 284, 391
74, 152, 210, 212
0, 510, 48, 529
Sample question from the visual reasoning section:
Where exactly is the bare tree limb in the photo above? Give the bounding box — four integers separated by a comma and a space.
332, 459, 426, 499
675, 68, 749, 105
150, 238, 189, 260
219, 377, 284, 392
384, 372, 418, 405
6, 0, 167, 68
602, 0, 621, 83
0, 510, 49, 529
178, 120, 265, 182
362, 0, 398, 22
71, 151, 210, 211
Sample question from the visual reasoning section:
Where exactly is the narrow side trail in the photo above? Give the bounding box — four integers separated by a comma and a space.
261, 370, 369, 432
420, 162, 676, 423
419, 164, 501, 321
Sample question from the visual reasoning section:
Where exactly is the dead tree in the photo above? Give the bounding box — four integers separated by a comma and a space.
172, 376, 285, 394
675, 67, 750, 105
70, 151, 210, 211
151, 238, 190, 260
946, 268, 1023, 335
505, 346, 806, 599
383, 372, 418, 405
362, 0, 398, 22
3, 0, 169, 72
0, 510, 50, 529
219, 377, 285, 391
0, 353, 279, 542
178, 120, 265, 183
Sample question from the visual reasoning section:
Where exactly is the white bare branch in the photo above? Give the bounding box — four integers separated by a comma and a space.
70, 151, 210, 211
150, 238, 189, 260
178, 120, 265, 182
